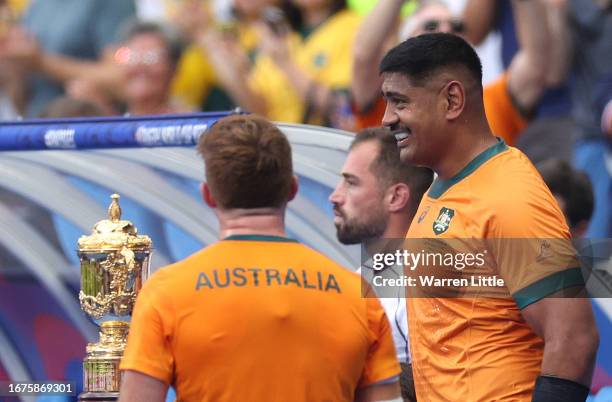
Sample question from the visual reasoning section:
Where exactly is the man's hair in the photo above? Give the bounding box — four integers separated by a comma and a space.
379, 33, 482, 88
122, 20, 185, 65
537, 159, 594, 229
197, 114, 293, 210
350, 127, 433, 215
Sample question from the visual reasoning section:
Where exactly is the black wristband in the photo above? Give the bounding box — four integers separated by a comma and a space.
532, 375, 590, 402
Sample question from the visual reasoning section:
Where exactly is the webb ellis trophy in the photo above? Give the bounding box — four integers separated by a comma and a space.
77, 194, 152, 401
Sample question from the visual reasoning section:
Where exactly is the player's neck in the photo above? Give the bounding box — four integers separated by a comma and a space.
382, 212, 412, 239
434, 128, 498, 180
217, 207, 288, 239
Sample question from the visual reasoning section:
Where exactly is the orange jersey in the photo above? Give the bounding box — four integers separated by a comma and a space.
406, 140, 582, 401
121, 235, 400, 402
354, 74, 527, 145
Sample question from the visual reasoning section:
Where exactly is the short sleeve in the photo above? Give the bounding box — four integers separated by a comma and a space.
488, 183, 584, 309
358, 297, 401, 388
120, 276, 174, 384
484, 73, 527, 146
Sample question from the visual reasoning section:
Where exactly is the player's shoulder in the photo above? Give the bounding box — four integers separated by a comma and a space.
475, 145, 549, 198
428, 140, 537, 200
481, 147, 569, 235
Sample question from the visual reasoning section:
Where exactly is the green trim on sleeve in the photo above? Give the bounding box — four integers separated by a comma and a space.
513, 268, 585, 310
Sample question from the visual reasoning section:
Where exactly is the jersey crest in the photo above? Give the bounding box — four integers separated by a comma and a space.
433, 207, 454, 235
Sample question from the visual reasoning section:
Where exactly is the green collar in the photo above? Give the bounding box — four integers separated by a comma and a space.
223, 234, 298, 243
428, 138, 508, 199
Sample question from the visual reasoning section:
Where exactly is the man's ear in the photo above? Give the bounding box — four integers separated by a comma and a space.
387, 183, 410, 213
201, 182, 217, 208
443, 80, 466, 120
288, 175, 299, 202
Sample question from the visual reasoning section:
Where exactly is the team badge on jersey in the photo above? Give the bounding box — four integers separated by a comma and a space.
433, 207, 454, 235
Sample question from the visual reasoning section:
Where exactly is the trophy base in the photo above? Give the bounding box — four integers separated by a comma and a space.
78, 391, 119, 401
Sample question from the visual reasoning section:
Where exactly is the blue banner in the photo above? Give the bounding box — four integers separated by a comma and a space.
0, 111, 236, 151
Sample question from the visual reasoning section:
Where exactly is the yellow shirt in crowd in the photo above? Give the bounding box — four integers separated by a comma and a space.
171, 25, 258, 110
121, 235, 400, 402
249, 10, 362, 125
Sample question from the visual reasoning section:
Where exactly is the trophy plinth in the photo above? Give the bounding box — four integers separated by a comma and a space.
77, 194, 152, 401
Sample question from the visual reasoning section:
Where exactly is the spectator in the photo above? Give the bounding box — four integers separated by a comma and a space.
599, 77, 612, 141
569, 0, 612, 238
0, 0, 136, 117
538, 158, 595, 239
171, 0, 279, 112
202, 0, 362, 126
352, 0, 552, 146
0, 0, 29, 118
116, 21, 189, 116
462, 0, 574, 163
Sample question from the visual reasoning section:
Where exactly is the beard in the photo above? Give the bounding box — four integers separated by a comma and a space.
335, 210, 389, 245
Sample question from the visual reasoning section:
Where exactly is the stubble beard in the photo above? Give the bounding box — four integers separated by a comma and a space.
335, 210, 389, 245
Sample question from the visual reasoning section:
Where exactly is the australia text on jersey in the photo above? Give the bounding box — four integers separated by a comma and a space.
195, 268, 342, 293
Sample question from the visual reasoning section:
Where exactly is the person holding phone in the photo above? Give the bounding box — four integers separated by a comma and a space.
200, 0, 361, 128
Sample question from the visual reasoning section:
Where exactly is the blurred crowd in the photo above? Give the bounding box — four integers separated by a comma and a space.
0, 0, 609, 238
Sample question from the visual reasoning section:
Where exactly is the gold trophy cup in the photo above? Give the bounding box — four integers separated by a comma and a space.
77, 194, 152, 401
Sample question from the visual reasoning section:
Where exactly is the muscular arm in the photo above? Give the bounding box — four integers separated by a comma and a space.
352, 0, 404, 111
521, 296, 599, 387
462, 0, 498, 45
506, 0, 550, 115
118, 370, 168, 402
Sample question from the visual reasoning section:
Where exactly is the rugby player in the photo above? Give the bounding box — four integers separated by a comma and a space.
380, 33, 599, 401
118, 114, 401, 402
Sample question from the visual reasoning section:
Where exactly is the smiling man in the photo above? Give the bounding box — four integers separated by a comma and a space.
379, 33, 599, 402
